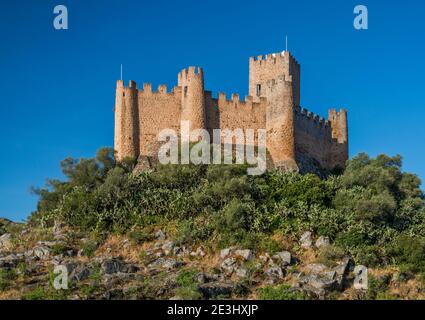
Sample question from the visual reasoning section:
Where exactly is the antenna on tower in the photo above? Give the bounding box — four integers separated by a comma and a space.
120, 64, 123, 81
285, 35, 288, 52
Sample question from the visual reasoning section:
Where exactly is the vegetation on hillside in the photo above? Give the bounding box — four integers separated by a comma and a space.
30, 148, 425, 276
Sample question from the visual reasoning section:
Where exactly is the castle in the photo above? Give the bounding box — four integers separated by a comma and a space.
114, 50, 348, 174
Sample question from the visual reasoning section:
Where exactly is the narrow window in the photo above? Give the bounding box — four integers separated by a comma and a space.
256, 84, 261, 97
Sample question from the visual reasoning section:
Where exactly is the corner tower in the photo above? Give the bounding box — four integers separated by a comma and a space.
249, 51, 300, 106
328, 108, 349, 169
178, 67, 206, 139
114, 80, 140, 160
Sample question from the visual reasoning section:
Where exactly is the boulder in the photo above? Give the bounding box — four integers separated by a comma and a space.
265, 266, 285, 279
234, 249, 254, 261
103, 273, 137, 288
190, 246, 206, 257
101, 258, 139, 274
220, 257, 237, 274
300, 231, 313, 248
333, 256, 353, 288
52, 220, 66, 234
101, 258, 125, 274
315, 236, 330, 248
220, 248, 232, 259
154, 230, 166, 240
161, 241, 175, 255
334, 257, 352, 277
0, 233, 13, 252
258, 254, 270, 263
0, 253, 23, 269
235, 267, 248, 278
272, 251, 291, 266
72, 267, 91, 282
148, 258, 184, 270
298, 258, 353, 297
304, 263, 328, 275
198, 282, 235, 299
353, 265, 368, 290
52, 221, 67, 240
173, 246, 183, 256
65, 262, 92, 282
196, 272, 208, 284
299, 273, 338, 298
25, 245, 51, 260
162, 259, 184, 270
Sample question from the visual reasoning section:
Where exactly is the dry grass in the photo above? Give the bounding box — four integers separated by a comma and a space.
0, 289, 21, 300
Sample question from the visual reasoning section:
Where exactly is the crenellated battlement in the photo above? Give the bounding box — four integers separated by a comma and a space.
178, 66, 203, 87
297, 107, 331, 128
120, 82, 184, 96
216, 92, 267, 110
114, 47, 348, 174
249, 51, 300, 67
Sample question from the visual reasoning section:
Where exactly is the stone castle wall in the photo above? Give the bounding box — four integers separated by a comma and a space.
114, 50, 348, 173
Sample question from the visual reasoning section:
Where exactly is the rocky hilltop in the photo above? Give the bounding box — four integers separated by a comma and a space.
1, 150, 424, 300
1, 220, 423, 300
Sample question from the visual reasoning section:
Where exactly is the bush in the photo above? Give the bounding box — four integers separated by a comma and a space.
366, 275, 391, 300
261, 172, 333, 208
127, 230, 153, 245
175, 269, 202, 300
316, 245, 346, 267
0, 269, 17, 291
213, 200, 255, 247
257, 285, 305, 300
387, 234, 425, 273
81, 240, 98, 257
257, 236, 285, 255
174, 218, 213, 245
30, 149, 425, 277
51, 243, 69, 256
353, 245, 382, 267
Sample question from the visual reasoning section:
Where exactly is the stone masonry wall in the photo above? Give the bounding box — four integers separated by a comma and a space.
114, 50, 349, 173
137, 84, 182, 156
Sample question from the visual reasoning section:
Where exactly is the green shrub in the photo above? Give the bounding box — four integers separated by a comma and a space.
353, 245, 382, 267
150, 164, 205, 191
21, 285, 69, 300
262, 172, 333, 208
175, 269, 202, 300
387, 234, 425, 273
257, 236, 285, 255
257, 285, 305, 300
316, 245, 346, 267
52, 243, 69, 256
366, 275, 391, 300
21, 287, 47, 300
213, 200, 255, 247
81, 240, 98, 257
127, 230, 153, 245
0, 269, 17, 291
174, 218, 213, 245
176, 268, 199, 287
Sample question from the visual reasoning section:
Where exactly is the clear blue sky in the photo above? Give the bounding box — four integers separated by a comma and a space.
0, 0, 424, 221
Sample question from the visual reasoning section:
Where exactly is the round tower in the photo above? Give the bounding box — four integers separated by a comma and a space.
265, 76, 297, 170
117, 80, 139, 160
328, 108, 349, 169
180, 67, 206, 139
114, 80, 124, 159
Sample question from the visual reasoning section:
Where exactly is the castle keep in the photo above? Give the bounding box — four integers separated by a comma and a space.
114, 50, 348, 174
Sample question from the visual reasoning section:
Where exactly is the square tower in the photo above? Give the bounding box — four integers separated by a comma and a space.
249, 51, 300, 106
